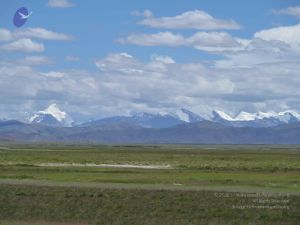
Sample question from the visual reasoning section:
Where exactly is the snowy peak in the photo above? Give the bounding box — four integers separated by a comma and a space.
210, 109, 300, 127
179, 108, 204, 123
212, 110, 235, 121
130, 108, 205, 124
256, 112, 278, 120
234, 110, 300, 123
235, 111, 257, 121
81, 111, 183, 129
131, 111, 183, 128
234, 111, 278, 121
277, 111, 300, 123
44, 104, 67, 122
131, 112, 164, 120
27, 106, 300, 129
28, 104, 73, 127
214, 110, 300, 122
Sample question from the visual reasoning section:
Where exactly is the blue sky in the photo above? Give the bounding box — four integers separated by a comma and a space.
1, 0, 300, 121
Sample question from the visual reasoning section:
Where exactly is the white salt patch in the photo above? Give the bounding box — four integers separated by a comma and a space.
38, 163, 172, 169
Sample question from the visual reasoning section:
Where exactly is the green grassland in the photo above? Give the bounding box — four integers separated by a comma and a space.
0, 184, 299, 225
0, 144, 299, 224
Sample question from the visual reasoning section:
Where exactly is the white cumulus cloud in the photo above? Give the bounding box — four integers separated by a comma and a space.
0, 28, 13, 41
273, 6, 300, 19
0, 38, 44, 52
139, 10, 241, 30
119, 31, 245, 52
151, 55, 175, 64
119, 32, 185, 47
254, 23, 300, 48
14, 28, 73, 41
1, 52, 300, 120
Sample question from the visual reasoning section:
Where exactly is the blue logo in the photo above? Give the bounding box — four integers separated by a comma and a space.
13, 7, 32, 27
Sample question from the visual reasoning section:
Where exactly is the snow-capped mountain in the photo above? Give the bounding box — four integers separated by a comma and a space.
177, 108, 205, 123
212, 110, 235, 122
2, 107, 300, 143
211, 110, 300, 127
79, 108, 300, 129
26, 105, 300, 129
130, 112, 183, 128
277, 111, 300, 123
235, 111, 300, 122
129, 108, 205, 126
80, 111, 184, 129
80, 108, 206, 129
28, 104, 73, 127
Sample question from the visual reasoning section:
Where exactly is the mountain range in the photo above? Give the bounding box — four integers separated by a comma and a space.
0, 104, 299, 144
26, 104, 300, 128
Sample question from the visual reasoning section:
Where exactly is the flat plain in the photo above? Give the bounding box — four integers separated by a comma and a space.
0, 144, 299, 225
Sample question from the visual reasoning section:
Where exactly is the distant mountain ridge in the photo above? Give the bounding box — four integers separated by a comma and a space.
213, 110, 300, 122
80, 112, 183, 129
79, 108, 300, 129
0, 119, 299, 144
0, 104, 299, 144
211, 110, 300, 127
24, 105, 300, 129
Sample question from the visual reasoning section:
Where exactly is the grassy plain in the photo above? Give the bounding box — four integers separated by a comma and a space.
0, 144, 299, 224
